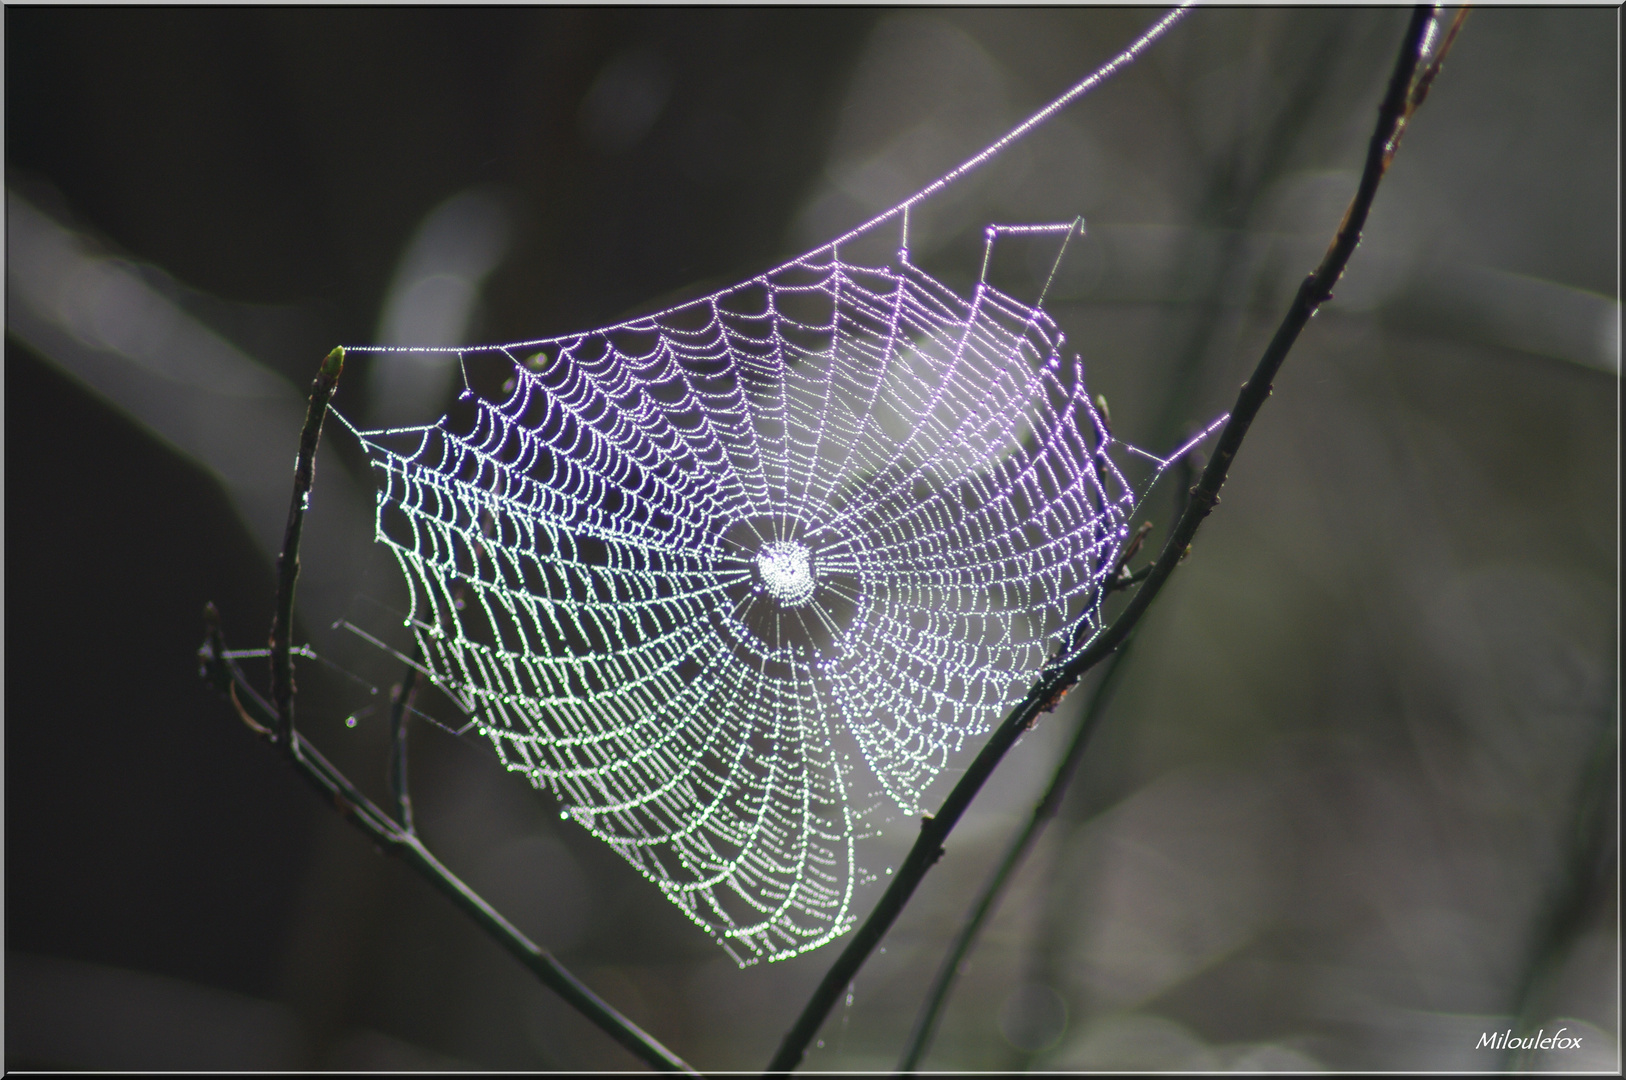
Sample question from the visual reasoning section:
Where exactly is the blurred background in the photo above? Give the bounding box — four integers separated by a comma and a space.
5, 6, 1618, 1072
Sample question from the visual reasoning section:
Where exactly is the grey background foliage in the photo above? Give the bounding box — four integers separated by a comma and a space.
5, 6, 1618, 1071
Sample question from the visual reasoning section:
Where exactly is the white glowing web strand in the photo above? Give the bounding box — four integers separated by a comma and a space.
351, 242, 1148, 964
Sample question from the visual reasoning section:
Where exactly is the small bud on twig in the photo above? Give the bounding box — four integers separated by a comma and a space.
321, 345, 345, 379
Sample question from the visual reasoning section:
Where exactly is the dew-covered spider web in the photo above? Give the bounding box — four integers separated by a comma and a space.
338, 6, 1206, 965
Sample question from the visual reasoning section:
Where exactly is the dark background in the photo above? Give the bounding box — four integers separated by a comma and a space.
6, 7, 1618, 1071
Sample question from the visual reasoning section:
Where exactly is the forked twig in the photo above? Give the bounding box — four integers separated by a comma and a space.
201, 352, 695, 1074
768, 7, 1443, 1072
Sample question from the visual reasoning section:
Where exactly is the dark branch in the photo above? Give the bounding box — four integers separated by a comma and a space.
269, 345, 344, 749
767, 8, 1439, 1073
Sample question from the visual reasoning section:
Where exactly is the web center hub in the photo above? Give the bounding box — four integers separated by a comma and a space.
756, 541, 816, 607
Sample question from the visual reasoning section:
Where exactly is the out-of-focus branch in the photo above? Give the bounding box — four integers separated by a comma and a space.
902, 454, 1199, 1071
1505, 713, 1617, 1069
768, 8, 1440, 1073
388, 662, 420, 833
895, 637, 1136, 1072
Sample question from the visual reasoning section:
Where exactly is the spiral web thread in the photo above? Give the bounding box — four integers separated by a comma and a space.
342, 7, 1199, 965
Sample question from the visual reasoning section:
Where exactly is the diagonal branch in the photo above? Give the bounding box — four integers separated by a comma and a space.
767, 7, 1441, 1073
204, 349, 696, 1074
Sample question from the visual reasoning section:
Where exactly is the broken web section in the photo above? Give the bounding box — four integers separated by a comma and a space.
340, 225, 1194, 965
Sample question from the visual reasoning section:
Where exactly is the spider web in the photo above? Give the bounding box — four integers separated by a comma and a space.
338, 7, 1198, 965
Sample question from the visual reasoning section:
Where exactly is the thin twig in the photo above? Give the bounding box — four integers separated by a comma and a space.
1387, 6, 1471, 168
767, 9, 1438, 1072
269, 345, 344, 749
896, 638, 1135, 1072
1104, 520, 1155, 593
206, 350, 696, 1074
